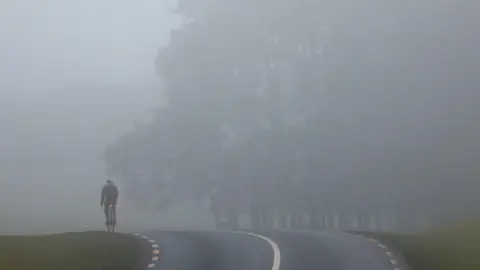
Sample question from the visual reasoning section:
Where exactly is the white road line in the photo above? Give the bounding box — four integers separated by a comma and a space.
132, 233, 160, 268
377, 243, 387, 249
357, 234, 408, 270
239, 232, 281, 270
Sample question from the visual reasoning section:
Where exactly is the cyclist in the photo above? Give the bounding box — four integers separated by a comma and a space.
100, 180, 119, 228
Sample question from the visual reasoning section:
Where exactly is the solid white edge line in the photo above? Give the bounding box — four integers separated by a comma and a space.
235, 232, 281, 270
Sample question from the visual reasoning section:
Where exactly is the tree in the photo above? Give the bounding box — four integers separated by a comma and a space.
106, 0, 480, 231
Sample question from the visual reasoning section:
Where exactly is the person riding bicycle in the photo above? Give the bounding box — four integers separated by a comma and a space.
100, 180, 118, 226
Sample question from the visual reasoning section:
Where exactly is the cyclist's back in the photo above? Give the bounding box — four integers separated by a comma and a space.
101, 180, 118, 206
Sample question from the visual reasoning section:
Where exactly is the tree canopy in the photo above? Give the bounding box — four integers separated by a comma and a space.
105, 1, 480, 231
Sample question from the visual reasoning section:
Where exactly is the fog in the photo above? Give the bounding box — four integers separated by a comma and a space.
1, 1, 479, 233
0, 1, 187, 233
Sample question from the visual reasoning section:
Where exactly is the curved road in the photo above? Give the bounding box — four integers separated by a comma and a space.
138, 230, 408, 270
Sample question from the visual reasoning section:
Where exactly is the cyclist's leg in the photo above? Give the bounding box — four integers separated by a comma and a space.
104, 204, 109, 225
112, 205, 117, 230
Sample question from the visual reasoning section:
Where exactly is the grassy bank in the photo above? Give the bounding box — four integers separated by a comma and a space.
366, 223, 480, 270
0, 231, 143, 270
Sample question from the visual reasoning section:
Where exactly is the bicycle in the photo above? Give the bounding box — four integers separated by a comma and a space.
106, 204, 116, 232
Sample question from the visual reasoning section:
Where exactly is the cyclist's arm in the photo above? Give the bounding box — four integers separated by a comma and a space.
100, 186, 106, 205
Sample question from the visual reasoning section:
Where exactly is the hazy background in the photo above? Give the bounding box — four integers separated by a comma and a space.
1, 1, 479, 233
0, 0, 191, 233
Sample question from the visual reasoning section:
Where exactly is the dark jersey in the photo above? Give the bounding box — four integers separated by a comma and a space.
101, 183, 118, 206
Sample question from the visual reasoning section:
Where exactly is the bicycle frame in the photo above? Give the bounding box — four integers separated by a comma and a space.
106, 204, 116, 232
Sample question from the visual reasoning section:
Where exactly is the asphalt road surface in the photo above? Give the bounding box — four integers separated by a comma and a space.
140, 230, 407, 270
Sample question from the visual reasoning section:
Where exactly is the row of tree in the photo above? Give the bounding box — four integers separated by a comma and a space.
105, 1, 480, 231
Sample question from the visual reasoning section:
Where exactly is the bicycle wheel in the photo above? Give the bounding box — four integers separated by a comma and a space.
107, 205, 113, 232
111, 205, 116, 232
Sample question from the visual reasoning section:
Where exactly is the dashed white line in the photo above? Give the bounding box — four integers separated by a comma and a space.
363, 236, 404, 270
132, 233, 159, 269
377, 243, 387, 249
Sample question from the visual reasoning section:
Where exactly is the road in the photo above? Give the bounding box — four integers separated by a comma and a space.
137, 230, 407, 270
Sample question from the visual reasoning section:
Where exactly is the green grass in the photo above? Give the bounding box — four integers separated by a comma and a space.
0, 231, 144, 270
364, 222, 480, 270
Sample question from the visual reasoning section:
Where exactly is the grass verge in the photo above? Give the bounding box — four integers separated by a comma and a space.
363, 223, 480, 270
0, 231, 143, 270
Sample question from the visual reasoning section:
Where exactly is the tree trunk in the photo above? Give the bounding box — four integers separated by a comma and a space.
308, 209, 320, 230
250, 207, 261, 229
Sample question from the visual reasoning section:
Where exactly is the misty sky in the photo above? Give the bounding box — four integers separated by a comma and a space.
1, 1, 478, 233
0, 1, 181, 232
0, 0, 178, 90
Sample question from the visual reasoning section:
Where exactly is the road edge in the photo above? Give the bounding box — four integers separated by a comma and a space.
353, 233, 412, 270
131, 233, 160, 269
